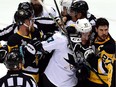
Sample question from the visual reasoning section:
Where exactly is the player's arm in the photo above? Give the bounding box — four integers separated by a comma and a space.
0, 23, 17, 41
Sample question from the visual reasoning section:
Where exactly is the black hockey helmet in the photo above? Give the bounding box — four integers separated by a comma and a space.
14, 9, 32, 25
4, 48, 24, 70
18, 2, 34, 16
70, 1, 89, 12
66, 25, 77, 35
66, 25, 81, 43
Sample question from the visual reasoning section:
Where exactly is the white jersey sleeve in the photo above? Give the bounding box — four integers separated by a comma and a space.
41, 32, 67, 52
37, 6, 58, 24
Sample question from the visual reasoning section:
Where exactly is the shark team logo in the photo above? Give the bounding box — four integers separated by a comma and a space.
64, 53, 76, 70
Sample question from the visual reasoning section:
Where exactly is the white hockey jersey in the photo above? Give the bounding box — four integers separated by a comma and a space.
42, 31, 78, 87
35, 6, 58, 24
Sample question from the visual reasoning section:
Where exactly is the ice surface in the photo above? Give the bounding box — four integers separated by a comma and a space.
0, 0, 116, 78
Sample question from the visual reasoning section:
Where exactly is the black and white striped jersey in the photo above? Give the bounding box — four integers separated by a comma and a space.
0, 70, 37, 87
0, 23, 17, 41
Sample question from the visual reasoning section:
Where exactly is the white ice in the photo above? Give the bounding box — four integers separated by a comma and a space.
0, 0, 116, 78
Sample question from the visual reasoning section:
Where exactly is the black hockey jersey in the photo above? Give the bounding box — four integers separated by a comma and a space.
88, 35, 115, 87
7, 29, 41, 68
0, 23, 17, 41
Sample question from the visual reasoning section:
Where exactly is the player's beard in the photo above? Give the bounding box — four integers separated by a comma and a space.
98, 34, 108, 41
32, 4, 43, 17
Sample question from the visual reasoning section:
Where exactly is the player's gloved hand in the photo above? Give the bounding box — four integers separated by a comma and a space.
84, 48, 94, 59
73, 43, 81, 51
0, 46, 7, 63
22, 38, 43, 55
75, 43, 95, 60
29, 38, 42, 51
23, 43, 37, 55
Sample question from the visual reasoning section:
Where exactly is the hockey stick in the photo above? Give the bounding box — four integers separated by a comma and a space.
38, 0, 78, 62
38, 1, 115, 86
53, 1, 110, 85
39, 0, 67, 33
53, 0, 65, 28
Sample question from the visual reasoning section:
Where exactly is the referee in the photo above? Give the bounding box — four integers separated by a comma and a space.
0, 49, 37, 87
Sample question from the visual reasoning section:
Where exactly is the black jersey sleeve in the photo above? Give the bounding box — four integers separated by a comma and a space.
0, 23, 17, 41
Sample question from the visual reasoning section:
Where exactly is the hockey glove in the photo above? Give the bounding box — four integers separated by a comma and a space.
23, 44, 36, 55
75, 43, 94, 60
0, 46, 8, 63
20, 44, 38, 67
29, 38, 42, 51
84, 48, 94, 59
73, 43, 82, 52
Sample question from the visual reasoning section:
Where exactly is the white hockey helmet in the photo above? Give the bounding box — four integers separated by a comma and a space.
60, 0, 72, 9
75, 18, 92, 33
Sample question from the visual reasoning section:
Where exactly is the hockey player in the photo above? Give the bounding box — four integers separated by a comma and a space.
24, 18, 94, 87
0, 2, 36, 41
66, 18, 95, 87
0, 1, 58, 41
30, 0, 59, 39
86, 18, 115, 87
66, 0, 96, 32
59, 0, 72, 24
64, 0, 97, 45
30, 1, 60, 85
30, 0, 43, 17
27, 27, 78, 87
0, 49, 37, 87
59, 0, 82, 25
7, 9, 42, 84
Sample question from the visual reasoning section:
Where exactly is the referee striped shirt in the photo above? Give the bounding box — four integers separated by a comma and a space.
0, 70, 37, 87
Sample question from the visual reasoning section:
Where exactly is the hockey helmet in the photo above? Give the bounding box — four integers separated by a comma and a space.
66, 24, 77, 34
14, 9, 32, 25
70, 0, 89, 12
18, 2, 34, 15
4, 48, 24, 69
75, 18, 92, 33
60, 0, 72, 10
66, 25, 82, 43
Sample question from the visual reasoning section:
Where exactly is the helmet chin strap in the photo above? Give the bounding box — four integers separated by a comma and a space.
23, 20, 32, 31
23, 23, 29, 28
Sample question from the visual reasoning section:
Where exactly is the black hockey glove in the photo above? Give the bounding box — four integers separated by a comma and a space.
19, 45, 37, 68
29, 38, 43, 52
0, 46, 8, 63
22, 38, 45, 56
75, 43, 94, 60
75, 44, 95, 64
23, 43, 37, 55
83, 48, 94, 59
73, 43, 82, 52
